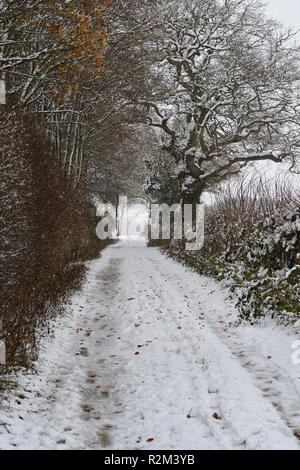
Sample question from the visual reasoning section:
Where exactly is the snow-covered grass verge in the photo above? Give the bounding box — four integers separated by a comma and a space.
165, 177, 299, 325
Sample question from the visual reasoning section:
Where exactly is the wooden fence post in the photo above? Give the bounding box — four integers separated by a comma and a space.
0, 79, 6, 104
0, 341, 5, 365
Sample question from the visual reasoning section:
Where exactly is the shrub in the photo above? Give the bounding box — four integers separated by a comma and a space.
0, 109, 107, 365
165, 176, 300, 324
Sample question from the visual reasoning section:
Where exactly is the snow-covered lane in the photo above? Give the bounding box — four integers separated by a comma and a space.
0, 241, 299, 450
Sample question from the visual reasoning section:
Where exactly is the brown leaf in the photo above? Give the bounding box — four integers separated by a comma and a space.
146, 438, 154, 442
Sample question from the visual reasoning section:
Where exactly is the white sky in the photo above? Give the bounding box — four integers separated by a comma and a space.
265, 0, 300, 32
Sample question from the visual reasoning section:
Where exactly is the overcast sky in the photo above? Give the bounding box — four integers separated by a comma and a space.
265, 0, 300, 32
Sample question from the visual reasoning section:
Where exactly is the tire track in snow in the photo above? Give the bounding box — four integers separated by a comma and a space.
0, 241, 299, 450
157, 248, 300, 447
103, 243, 299, 450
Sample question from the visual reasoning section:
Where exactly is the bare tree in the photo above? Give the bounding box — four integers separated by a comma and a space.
145, 0, 300, 202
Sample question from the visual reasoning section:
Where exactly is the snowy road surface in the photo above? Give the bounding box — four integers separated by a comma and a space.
1, 241, 300, 450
